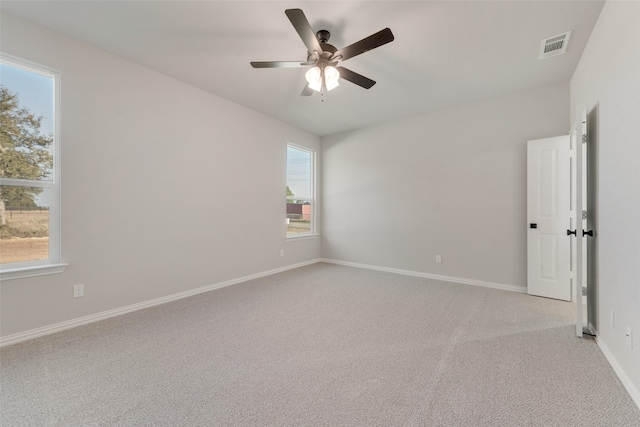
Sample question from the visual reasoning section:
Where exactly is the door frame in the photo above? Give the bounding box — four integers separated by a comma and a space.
572, 120, 585, 337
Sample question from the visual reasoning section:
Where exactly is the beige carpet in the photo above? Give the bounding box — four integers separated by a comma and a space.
2, 263, 639, 426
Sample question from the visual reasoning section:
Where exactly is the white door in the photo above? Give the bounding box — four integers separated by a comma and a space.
527, 136, 571, 301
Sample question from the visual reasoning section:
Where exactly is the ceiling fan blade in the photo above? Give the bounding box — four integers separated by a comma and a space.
301, 84, 314, 96
250, 61, 311, 68
285, 9, 323, 56
336, 67, 376, 89
333, 28, 394, 62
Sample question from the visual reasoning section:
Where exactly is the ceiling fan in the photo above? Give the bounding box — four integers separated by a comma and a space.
250, 9, 394, 96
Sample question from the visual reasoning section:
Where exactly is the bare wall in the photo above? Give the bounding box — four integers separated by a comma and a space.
321, 83, 569, 288
570, 0, 640, 404
0, 14, 321, 338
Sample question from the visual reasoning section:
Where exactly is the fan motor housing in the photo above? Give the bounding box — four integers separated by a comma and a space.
307, 48, 337, 63
306, 30, 337, 62
316, 30, 331, 43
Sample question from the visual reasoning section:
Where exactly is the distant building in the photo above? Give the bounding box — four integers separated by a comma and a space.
286, 203, 311, 221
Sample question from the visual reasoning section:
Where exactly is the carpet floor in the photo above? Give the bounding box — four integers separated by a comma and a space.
1, 263, 639, 426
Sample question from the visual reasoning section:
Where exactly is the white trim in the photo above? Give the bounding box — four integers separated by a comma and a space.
0, 263, 68, 281
321, 258, 527, 293
0, 52, 60, 78
596, 336, 640, 411
0, 259, 321, 347
286, 233, 319, 241
0, 179, 53, 188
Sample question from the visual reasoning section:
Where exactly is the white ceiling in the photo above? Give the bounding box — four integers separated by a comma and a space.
1, 1, 604, 136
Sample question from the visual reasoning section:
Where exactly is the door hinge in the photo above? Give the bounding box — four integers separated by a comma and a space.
582, 210, 588, 220
582, 287, 587, 296
582, 134, 587, 144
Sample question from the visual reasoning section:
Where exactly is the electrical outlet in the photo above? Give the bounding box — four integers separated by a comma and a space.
435, 254, 442, 264
610, 311, 615, 329
280, 249, 284, 257
73, 284, 84, 298
626, 327, 633, 349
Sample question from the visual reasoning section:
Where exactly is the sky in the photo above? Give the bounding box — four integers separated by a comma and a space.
287, 146, 312, 200
0, 60, 55, 136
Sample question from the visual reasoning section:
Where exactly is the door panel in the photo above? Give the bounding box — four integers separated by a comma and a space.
527, 136, 571, 301
540, 148, 558, 217
539, 234, 558, 280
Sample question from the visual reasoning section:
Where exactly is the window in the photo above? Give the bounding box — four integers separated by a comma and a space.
286, 144, 315, 236
0, 54, 64, 279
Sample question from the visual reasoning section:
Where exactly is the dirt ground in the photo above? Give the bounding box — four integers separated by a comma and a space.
0, 237, 49, 264
287, 220, 311, 234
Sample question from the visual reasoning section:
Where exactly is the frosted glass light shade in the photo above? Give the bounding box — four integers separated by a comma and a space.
305, 66, 322, 92
324, 66, 340, 91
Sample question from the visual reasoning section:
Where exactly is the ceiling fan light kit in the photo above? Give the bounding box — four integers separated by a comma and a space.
250, 8, 394, 97
305, 65, 340, 92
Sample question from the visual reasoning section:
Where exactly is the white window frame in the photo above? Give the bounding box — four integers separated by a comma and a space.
0, 53, 66, 280
286, 143, 316, 238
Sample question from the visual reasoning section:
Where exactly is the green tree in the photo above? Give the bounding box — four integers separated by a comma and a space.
0, 85, 53, 208
286, 186, 294, 199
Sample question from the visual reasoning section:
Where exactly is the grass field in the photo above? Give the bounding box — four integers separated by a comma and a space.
0, 210, 49, 264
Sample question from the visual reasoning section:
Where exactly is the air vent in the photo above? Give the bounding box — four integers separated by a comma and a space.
539, 31, 571, 59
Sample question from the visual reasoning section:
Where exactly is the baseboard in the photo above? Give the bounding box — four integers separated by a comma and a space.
595, 336, 640, 411
0, 259, 322, 348
320, 258, 526, 293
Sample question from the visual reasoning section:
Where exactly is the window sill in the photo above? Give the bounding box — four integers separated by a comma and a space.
0, 263, 68, 281
286, 233, 319, 241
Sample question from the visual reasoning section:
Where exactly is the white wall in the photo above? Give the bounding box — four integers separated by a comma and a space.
0, 14, 321, 338
570, 0, 640, 404
322, 83, 569, 289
